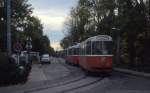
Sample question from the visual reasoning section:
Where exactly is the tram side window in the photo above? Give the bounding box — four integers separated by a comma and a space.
80, 45, 85, 55
86, 41, 91, 55
69, 49, 72, 55
64, 50, 67, 56
68, 49, 70, 55
73, 48, 76, 55
73, 48, 78, 55
92, 41, 102, 55
79, 48, 83, 55
71, 49, 73, 55
75, 48, 79, 55
72, 48, 75, 55
67, 49, 69, 56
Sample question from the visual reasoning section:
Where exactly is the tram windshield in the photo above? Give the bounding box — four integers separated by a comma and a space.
103, 41, 112, 50
92, 41, 112, 55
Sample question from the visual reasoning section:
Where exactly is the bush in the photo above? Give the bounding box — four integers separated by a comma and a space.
0, 53, 32, 86
0, 53, 20, 86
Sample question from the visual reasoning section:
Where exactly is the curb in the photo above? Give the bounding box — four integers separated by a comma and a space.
114, 68, 150, 78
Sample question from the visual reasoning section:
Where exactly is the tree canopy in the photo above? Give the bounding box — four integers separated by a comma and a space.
0, 0, 54, 55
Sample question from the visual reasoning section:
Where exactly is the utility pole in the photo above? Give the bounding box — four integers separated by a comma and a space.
112, 28, 121, 66
6, 0, 11, 55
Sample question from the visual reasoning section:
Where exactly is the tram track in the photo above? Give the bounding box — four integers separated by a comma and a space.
15, 63, 85, 93
26, 64, 104, 93
27, 76, 103, 93
60, 78, 103, 93
23, 74, 86, 93
16, 61, 105, 93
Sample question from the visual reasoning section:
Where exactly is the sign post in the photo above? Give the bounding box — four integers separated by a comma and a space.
13, 41, 23, 65
25, 37, 32, 64
13, 41, 23, 53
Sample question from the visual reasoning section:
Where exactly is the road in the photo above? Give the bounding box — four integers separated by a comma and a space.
0, 58, 150, 93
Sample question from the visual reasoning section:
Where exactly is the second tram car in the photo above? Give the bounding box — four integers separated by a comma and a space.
65, 44, 80, 65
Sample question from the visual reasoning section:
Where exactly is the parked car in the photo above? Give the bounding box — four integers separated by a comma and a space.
40, 54, 51, 64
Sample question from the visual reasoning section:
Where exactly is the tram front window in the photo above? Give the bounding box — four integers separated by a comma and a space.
92, 41, 112, 55
103, 41, 113, 54
92, 41, 102, 55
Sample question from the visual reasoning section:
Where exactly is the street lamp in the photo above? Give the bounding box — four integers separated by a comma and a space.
112, 27, 121, 66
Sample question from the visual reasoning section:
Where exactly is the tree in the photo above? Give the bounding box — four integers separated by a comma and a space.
61, 0, 115, 48
3, 0, 54, 55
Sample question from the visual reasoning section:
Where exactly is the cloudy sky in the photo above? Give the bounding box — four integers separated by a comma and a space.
28, 0, 78, 50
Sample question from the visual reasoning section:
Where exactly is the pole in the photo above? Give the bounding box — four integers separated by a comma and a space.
116, 32, 121, 65
112, 28, 121, 66
6, 0, 11, 55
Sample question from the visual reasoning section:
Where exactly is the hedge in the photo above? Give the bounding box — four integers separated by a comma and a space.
0, 53, 32, 86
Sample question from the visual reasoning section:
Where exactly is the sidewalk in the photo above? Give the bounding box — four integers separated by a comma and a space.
0, 64, 47, 93
114, 68, 150, 78
28, 64, 47, 82
0, 64, 70, 93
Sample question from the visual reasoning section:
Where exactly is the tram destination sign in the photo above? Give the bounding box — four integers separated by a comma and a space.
91, 35, 112, 41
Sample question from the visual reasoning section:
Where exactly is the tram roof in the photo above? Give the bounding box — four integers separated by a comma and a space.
86, 35, 112, 42
80, 35, 112, 46
67, 43, 80, 49
66, 35, 112, 49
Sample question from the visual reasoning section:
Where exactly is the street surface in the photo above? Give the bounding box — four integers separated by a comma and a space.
0, 58, 150, 93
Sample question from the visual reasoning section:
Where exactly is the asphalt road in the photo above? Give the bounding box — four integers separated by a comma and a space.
0, 58, 150, 93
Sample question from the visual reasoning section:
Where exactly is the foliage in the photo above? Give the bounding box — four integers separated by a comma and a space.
61, 0, 116, 48
0, 53, 19, 85
0, 52, 33, 86
0, 0, 55, 86
0, 0, 54, 55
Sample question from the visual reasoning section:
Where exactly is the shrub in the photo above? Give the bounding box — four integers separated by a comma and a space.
0, 52, 32, 86
0, 53, 20, 86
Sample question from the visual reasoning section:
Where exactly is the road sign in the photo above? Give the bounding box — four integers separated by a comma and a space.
26, 37, 32, 50
25, 42, 32, 50
13, 41, 23, 52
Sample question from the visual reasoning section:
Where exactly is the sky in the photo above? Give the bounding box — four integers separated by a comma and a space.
28, 0, 78, 50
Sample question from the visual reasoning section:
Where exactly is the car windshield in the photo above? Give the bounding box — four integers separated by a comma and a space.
42, 54, 49, 57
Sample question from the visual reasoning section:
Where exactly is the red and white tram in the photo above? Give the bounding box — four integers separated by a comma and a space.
64, 44, 80, 65
65, 35, 113, 73
79, 35, 113, 73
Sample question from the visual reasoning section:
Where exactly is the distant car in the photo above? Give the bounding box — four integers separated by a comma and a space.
20, 51, 27, 56
41, 54, 51, 64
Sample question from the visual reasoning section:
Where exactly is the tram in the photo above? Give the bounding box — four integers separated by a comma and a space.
64, 44, 80, 65
65, 35, 113, 73
79, 35, 113, 73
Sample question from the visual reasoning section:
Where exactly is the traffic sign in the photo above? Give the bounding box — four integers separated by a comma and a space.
25, 42, 32, 50
13, 41, 23, 52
